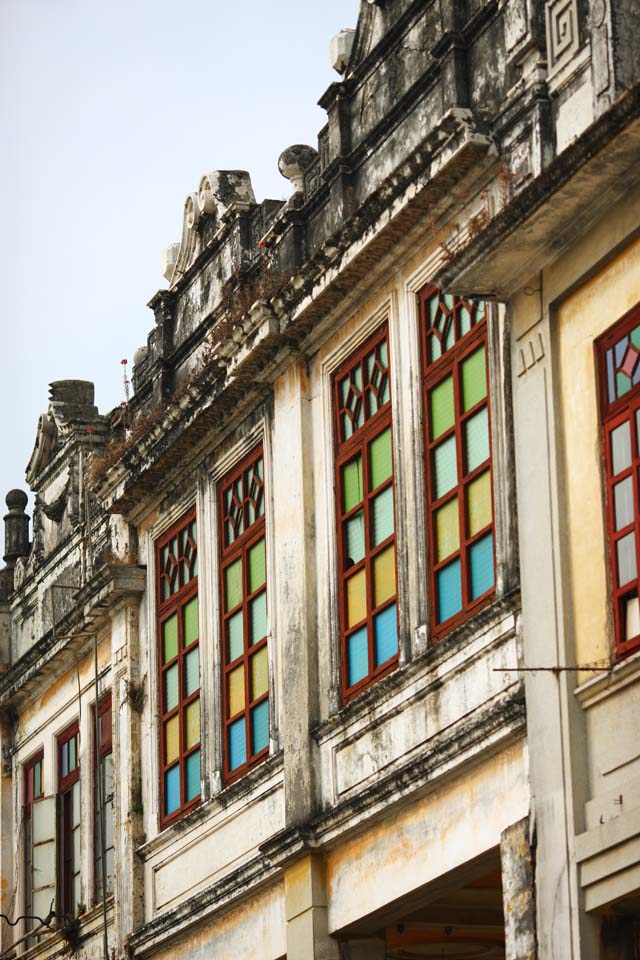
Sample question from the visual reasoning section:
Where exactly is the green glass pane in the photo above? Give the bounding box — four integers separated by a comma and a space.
343, 456, 363, 513
34, 762, 41, 798
225, 558, 243, 612
428, 334, 441, 363
430, 376, 454, 440
459, 304, 472, 336
163, 663, 179, 712
370, 428, 393, 490
249, 539, 266, 593
616, 371, 632, 397
372, 486, 394, 545
462, 346, 487, 412
69, 737, 76, 772
345, 510, 365, 565
184, 647, 200, 696
227, 610, 244, 661
433, 436, 458, 499
632, 326, 640, 350
464, 407, 490, 473
250, 591, 267, 645
162, 614, 178, 663
183, 597, 198, 647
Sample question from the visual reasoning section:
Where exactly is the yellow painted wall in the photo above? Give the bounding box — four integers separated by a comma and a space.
557, 234, 640, 675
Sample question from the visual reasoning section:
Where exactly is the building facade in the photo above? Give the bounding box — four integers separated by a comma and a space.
1, 1, 639, 958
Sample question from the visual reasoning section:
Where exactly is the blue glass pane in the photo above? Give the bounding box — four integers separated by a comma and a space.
437, 559, 462, 623
164, 765, 180, 815
228, 717, 247, 771
185, 750, 200, 802
251, 701, 269, 754
374, 603, 398, 666
470, 533, 494, 599
347, 627, 369, 687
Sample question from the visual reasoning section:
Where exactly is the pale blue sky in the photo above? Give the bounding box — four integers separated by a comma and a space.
0, 0, 360, 511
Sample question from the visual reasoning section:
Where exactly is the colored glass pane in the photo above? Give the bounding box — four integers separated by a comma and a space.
461, 346, 487, 412
430, 376, 454, 439
165, 716, 179, 764
228, 665, 245, 717
373, 545, 396, 606
183, 597, 198, 647
251, 647, 269, 700
347, 627, 369, 687
614, 477, 634, 531
372, 487, 394, 546
621, 345, 640, 378
343, 456, 364, 512
34, 762, 41, 799
464, 407, 490, 473
346, 569, 367, 627
433, 436, 458, 499
467, 470, 492, 537
617, 532, 637, 586
370, 428, 393, 489
228, 718, 247, 771
470, 533, 494, 599
69, 737, 76, 772
616, 371, 632, 397
185, 699, 200, 750
164, 664, 179, 712
437, 559, 462, 623
345, 510, 365, 565
225, 558, 243, 612
162, 614, 178, 663
611, 421, 632, 475
184, 647, 199, 697
374, 603, 398, 666
251, 701, 269, 754
428, 333, 441, 363
164, 766, 180, 816
435, 496, 460, 562
625, 595, 640, 640
250, 591, 267, 645
227, 611, 244, 661
185, 750, 200, 801
249, 539, 266, 593
61, 742, 68, 778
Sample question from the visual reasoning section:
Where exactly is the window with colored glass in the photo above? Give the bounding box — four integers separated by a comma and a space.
58, 724, 80, 917
419, 285, 495, 633
334, 327, 399, 700
597, 304, 640, 658
24, 752, 44, 938
94, 696, 114, 900
219, 447, 269, 782
156, 511, 200, 827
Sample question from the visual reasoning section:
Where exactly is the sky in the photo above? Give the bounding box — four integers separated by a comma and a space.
0, 0, 361, 514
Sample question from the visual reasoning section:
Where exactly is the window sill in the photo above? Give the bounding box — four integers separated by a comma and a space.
137, 751, 284, 861
575, 645, 640, 709
20, 898, 115, 960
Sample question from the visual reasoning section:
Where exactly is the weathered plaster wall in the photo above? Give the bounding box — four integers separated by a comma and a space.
326, 740, 528, 934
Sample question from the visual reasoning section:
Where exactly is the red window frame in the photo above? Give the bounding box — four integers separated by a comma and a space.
24, 752, 44, 931
93, 695, 113, 900
219, 446, 270, 784
57, 722, 80, 918
156, 509, 201, 828
419, 284, 496, 637
596, 302, 640, 659
333, 325, 400, 702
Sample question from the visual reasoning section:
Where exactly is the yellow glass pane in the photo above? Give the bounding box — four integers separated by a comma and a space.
467, 470, 492, 537
185, 699, 200, 750
435, 497, 460, 562
251, 647, 269, 700
373, 545, 396, 607
165, 716, 179, 764
228, 664, 245, 717
346, 569, 367, 628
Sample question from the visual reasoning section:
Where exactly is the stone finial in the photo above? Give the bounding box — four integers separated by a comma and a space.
278, 145, 319, 194
3, 490, 30, 568
161, 243, 180, 282
330, 28, 356, 74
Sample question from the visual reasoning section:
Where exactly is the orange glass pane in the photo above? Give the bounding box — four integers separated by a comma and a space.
228, 664, 245, 717
185, 699, 200, 750
373, 545, 396, 607
165, 716, 179, 764
346, 569, 367, 627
